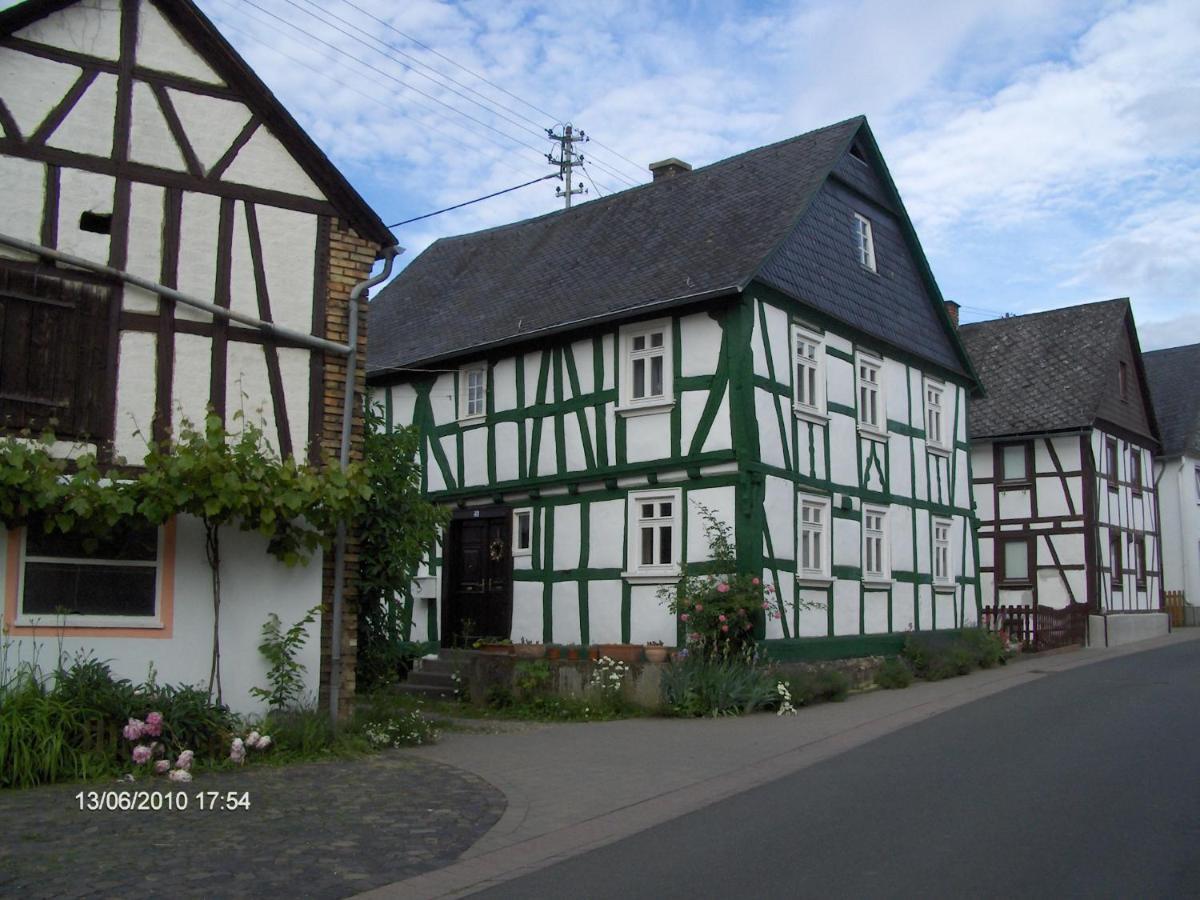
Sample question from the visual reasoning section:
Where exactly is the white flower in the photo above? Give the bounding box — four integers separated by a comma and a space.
255, 735, 272, 750
168, 768, 193, 782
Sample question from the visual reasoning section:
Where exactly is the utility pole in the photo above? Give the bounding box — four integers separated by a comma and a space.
547, 123, 587, 208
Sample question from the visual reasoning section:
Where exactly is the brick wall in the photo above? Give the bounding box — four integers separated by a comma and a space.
317, 218, 382, 720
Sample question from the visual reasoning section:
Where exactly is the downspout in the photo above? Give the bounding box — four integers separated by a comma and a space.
329, 245, 399, 726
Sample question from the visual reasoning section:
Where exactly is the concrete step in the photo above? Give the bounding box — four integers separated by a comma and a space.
414, 657, 458, 675
407, 670, 456, 689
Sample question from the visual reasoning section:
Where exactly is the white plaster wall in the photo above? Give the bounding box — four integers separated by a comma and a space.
461, 427, 486, 487
47, 72, 117, 159
763, 475, 794, 561
827, 355, 854, 408
510, 581, 542, 643
680, 391, 707, 455
570, 339, 593, 395
176, 190, 220, 322
553, 504, 581, 570
277, 347, 309, 457
2, 516, 323, 716
890, 433, 911, 496
492, 359, 517, 412
756, 389, 785, 467
135, 0, 224, 84
391, 384, 417, 426
624, 411, 669, 464
589, 500, 625, 569
563, 412, 587, 471
751, 302, 770, 378
430, 374, 455, 425
998, 488, 1032, 520
829, 419, 857, 487
629, 584, 675, 644
0, 49, 81, 139
16, 0, 121, 60
795, 595, 827, 637
933, 591, 956, 629
679, 312, 723, 377
425, 436, 446, 492
537, 418, 556, 476
551, 582, 581, 644
0, 156, 45, 246
893, 584, 915, 631
171, 333, 212, 434
227, 341, 275, 437
169, 90, 250, 173
57, 167, 114, 262
833, 516, 859, 570
494, 422, 520, 482
113, 331, 156, 462
129, 81, 185, 171
700, 390, 732, 453
686, 486, 736, 562
252, 205, 319, 334
124, 180, 165, 311
831, 581, 859, 635
588, 580, 623, 643
523, 351, 543, 401
223, 128, 324, 200
863, 590, 889, 633
762, 302, 790, 383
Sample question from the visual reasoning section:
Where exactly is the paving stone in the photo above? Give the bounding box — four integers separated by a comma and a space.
0, 751, 505, 898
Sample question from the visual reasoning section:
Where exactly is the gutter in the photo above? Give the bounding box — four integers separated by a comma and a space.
329, 245, 399, 726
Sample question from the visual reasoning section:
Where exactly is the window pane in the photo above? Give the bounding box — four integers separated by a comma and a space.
650, 355, 663, 397
659, 525, 672, 564
1003, 542, 1028, 581
633, 335, 645, 351
517, 513, 531, 550
813, 534, 821, 570
659, 502, 671, 518
650, 331, 664, 348
641, 527, 655, 566
1002, 446, 1026, 481
632, 358, 645, 399
23, 563, 156, 616
641, 503, 654, 519
26, 524, 157, 561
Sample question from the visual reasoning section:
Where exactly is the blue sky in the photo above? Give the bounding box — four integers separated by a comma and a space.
10, 0, 1198, 348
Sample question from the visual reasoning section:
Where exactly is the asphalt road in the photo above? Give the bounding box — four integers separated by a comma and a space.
478, 640, 1200, 899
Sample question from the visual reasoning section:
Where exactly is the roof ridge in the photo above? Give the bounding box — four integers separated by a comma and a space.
959, 297, 1129, 330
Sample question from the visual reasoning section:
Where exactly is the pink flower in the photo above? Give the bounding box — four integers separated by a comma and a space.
144, 712, 163, 737
688, 632, 700, 642
751, 577, 760, 586
131, 745, 152, 765
255, 735, 272, 751
230, 738, 246, 765
246, 731, 261, 748
744, 622, 753, 630
153, 760, 170, 775
168, 769, 192, 783
175, 750, 194, 770
762, 602, 771, 610
694, 603, 703, 612
716, 583, 730, 594
721, 625, 729, 633
680, 613, 689, 622
122, 719, 145, 741
718, 614, 727, 622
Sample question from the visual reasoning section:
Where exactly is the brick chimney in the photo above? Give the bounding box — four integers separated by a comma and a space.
649, 158, 692, 180
944, 300, 960, 328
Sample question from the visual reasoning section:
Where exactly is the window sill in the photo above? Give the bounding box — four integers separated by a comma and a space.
862, 578, 893, 588
15, 616, 163, 630
857, 425, 888, 443
795, 574, 834, 588
793, 406, 830, 426
615, 400, 675, 418
512, 549, 531, 558
457, 413, 486, 426
622, 570, 680, 585
927, 444, 951, 459
933, 584, 956, 594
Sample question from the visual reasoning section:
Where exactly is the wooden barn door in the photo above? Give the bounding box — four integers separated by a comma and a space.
442, 508, 513, 647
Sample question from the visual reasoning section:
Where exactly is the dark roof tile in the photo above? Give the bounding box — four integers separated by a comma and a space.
1143, 343, 1200, 456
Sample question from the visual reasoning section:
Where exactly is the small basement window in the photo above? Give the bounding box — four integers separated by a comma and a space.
79, 211, 113, 235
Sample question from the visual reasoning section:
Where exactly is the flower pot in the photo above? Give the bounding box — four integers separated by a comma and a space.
644, 646, 669, 664
546, 645, 562, 661
565, 646, 583, 661
514, 643, 545, 659
588, 645, 601, 661
596, 643, 643, 664
478, 643, 512, 655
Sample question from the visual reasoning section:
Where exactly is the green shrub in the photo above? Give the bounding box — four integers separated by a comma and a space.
140, 682, 238, 760
957, 628, 1007, 669
250, 606, 319, 711
785, 669, 851, 705
514, 660, 552, 698
875, 657, 914, 690
1, 672, 113, 788
485, 685, 515, 710
50, 655, 137, 724
661, 655, 777, 717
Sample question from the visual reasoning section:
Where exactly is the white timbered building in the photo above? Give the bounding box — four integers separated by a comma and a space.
369, 118, 983, 649
959, 300, 1168, 647
0, 0, 395, 712
1144, 343, 1200, 620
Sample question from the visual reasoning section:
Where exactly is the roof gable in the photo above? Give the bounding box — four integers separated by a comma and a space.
369, 116, 975, 379
1143, 343, 1200, 457
0, 0, 394, 248
959, 299, 1158, 441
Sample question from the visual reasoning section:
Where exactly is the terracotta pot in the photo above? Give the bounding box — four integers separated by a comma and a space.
546, 646, 562, 661
479, 643, 513, 655
644, 646, 669, 664
514, 643, 545, 659
596, 643, 643, 664
565, 646, 583, 661
588, 645, 601, 661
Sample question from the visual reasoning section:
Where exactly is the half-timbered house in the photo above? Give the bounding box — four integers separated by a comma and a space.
959, 299, 1168, 647
0, 0, 395, 713
1143, 342, 1200, 622
368, 117, 982, 649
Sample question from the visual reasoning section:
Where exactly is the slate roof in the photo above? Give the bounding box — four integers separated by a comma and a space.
368, 116, 972, 379
0, 0, 396, 250
1143, 343, 1200, 457
958, 299, 1132, 439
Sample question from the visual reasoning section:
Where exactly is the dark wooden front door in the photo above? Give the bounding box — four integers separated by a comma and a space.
443, 509, 512, 647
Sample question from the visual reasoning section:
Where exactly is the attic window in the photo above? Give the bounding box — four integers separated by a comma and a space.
854, 213, 876, 272
1119, 361, 1129, 400
849, 143, 868, 164
79, 212, 112, 235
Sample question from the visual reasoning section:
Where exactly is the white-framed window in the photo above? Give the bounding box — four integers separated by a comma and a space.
792, 324, 826, 418
924, 377, 947, 451
862, 505, 890, 582
458, 364, 487, 420
999, 537, 1031, 586
999, 443, 1031, 484
797, 493, 832, 582
854, 213, 876, 272
1193, 465, 1199, 503
17, 524, 165, 628
512, 508, 533, 557
625, 488, 681, 580
933, 518, 953, 588
619, 319, 673, 412
856, 352, 885, 434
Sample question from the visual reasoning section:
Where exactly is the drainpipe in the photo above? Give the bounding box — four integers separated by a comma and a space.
329, 245, 399, 727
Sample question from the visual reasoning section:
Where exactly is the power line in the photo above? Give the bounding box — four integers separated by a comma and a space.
387, 174, 561, 228
579, 161, 609, 197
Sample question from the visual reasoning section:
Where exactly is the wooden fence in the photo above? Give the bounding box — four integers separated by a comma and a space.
1165, 591, 1187, 628
980, 603, 1090, 651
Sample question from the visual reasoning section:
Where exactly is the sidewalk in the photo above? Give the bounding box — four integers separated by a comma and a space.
361, 629, 1200, 899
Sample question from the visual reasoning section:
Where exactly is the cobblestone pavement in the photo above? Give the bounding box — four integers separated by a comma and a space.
0, 752, 505, 899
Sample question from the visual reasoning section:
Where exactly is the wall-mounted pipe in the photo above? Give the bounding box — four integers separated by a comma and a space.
329, 244, 399, 726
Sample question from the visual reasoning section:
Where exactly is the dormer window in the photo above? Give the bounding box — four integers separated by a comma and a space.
854, 213, 876, 272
